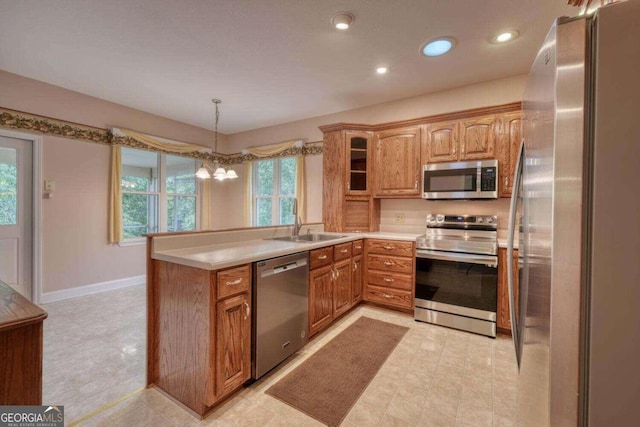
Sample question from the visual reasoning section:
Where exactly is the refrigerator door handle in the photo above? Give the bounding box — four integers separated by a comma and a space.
507, 138, 525, 370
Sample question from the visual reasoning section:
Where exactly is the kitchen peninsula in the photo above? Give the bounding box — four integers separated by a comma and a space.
146, 224, 419, 417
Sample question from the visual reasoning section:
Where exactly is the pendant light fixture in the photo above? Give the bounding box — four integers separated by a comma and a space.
196, 99, 238, 181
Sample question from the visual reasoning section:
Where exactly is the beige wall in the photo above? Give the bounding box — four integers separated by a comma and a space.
223, 74, 527, 151
0, 71, 223, 295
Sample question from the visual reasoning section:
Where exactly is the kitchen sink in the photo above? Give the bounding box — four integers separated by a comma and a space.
267, 233, 348, 244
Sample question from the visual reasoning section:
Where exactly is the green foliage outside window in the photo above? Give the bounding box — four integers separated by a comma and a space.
255, 157, 296, 226
0, 163, 17, 225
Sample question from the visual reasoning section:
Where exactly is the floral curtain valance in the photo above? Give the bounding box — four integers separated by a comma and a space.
241, 140, 304, 158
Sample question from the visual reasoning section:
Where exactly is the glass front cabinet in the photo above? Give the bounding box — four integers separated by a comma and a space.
345, 131, 371, 195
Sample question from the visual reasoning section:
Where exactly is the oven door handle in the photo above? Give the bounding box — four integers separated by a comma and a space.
416, 250, 497, 267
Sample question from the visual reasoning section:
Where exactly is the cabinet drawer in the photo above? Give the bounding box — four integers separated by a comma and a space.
352, 240, 364, 256
310, 247, 333, 269
367, 270, 413, 291
365, 285, 412, 310
217, 265, 251, 300
367, 254, 413, 274
334, 242, 353, 261
366, 239, 414, 257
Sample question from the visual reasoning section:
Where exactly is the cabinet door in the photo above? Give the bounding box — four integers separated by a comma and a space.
423, 121, 459, 163
352, 255, 363, 305
333, 259, 352, 318
459, 115, 498, 161
216, 293, 251, 397
322, 130, 346, 232
497, 248, 519, 332
499, 112, 523, 197
309, 265, 333, 336
345, 131, 371, 195
373, 126, 421, 197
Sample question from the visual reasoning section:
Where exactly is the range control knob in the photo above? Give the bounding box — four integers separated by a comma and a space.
487, 217, 494, 224
436, 214, 444, 223
477, 217, 484, 223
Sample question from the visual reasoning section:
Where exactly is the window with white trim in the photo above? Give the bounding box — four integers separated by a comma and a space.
121, 147, 198, 239
253, 157, 296, 226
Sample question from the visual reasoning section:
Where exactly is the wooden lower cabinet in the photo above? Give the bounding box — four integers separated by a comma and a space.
309, 265, 334, 336
352, 254, 363, 304
364, 239, 415, 311
309, 241, 365, 337
333, 258, 352, 318
497, 248, 519, 333
216, 292, 251, 398
149, 261, 252, 416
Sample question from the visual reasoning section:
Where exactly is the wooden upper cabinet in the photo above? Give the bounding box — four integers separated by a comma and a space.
424, 115, 499, 163
373, 126, 421, 197
459, 115, 498, 161
423, 121, 459, 163
345, 131, 372, 195
499, 112, 523, 197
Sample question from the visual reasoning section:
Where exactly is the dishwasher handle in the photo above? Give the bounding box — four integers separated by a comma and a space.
259, 257, 308, 278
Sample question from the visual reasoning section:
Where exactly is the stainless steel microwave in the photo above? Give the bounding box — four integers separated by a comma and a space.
422, 159, 498, 200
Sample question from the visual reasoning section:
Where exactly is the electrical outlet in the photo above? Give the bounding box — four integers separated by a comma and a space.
394, 213, 405, 224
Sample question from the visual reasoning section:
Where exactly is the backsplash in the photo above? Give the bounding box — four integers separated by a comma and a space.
379, 198, 511, 233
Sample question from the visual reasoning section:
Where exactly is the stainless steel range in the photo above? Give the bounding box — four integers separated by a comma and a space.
415, 214, 498, 337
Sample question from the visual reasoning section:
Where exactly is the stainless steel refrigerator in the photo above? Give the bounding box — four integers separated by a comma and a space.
507, 2, 640, 426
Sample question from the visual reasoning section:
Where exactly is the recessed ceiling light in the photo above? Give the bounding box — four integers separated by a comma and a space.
493, 30, 519, 43
421, 37, 456, 57
331, 12, 355, 30
376, 67, 388, 75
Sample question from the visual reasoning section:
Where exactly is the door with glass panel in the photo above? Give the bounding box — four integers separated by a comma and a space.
0, 135, 32, 300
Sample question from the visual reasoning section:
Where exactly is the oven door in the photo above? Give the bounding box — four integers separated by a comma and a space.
415, 249, 498, 325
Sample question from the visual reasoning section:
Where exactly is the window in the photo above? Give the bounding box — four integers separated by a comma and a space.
0, 147, 17, 225
121, 147, 198, 240
253, 157, 296, 226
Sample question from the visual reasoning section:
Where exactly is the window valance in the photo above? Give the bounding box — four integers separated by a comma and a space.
241, 140, 304, 158
112, 128, 211, 154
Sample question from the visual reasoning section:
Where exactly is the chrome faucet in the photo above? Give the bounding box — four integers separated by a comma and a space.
292, 198, 302, 236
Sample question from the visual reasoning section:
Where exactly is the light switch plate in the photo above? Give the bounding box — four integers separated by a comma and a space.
44, 180, 55, 192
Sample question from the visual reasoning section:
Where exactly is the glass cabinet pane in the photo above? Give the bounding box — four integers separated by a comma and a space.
348, 136, 368, 192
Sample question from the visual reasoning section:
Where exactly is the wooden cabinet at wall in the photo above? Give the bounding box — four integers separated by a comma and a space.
497, 247, 519, 333
364, 239, 415, 311
423, 116, 498, 163
498, 112, 523, 197
148, 261, 251, 416
373, 126, 421, 197
320, 128, 380, 232
309, 264, 334, 336
0, 281, 47, 406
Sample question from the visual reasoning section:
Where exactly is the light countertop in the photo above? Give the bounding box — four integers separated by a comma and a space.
152, 231, 422, 271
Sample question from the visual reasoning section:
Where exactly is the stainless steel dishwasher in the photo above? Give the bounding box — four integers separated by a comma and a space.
252, 251, 309, 379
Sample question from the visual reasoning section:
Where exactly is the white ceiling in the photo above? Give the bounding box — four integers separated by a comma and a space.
0, 0, 576, 134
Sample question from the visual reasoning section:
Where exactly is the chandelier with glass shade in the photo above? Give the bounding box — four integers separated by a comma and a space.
196, 99, 237, 181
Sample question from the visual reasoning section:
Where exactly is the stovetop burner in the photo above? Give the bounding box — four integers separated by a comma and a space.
417, 213, 498, 256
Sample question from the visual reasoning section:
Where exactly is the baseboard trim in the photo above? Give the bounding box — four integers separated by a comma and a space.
41, 275, 145, 304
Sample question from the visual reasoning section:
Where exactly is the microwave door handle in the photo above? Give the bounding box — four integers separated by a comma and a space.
507, 138, 525, 370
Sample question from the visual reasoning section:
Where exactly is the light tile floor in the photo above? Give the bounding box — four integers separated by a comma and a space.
43, 285, 519, 426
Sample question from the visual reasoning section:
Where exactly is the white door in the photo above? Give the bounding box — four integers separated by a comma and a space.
0, 135, 32, 300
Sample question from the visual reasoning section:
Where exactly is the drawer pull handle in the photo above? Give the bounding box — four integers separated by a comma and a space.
384, 278, 394, 282
382, 293, 394, 299
243, 301, 251, 320
318, 254, 328, 260
353, 262, 358, 272
383, 261, 393, 266
226, 278, 242, 286
355, 245, 362, 249
383, 245, 395, 250
340, 249, 349, 253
